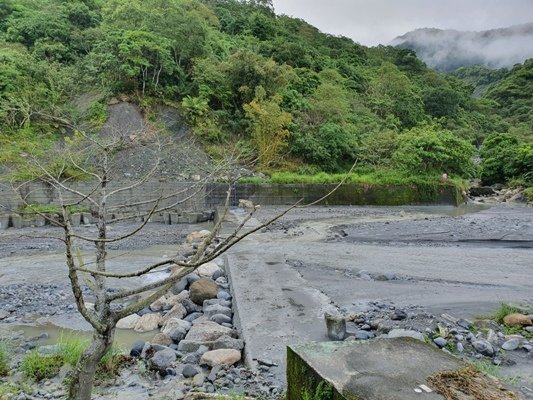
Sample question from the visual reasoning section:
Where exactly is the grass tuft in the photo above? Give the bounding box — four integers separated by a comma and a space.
20, 352, 63, 381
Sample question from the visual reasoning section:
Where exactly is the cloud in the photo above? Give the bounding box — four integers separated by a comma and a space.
393, 24, 533, 71
272, 0, 533, 46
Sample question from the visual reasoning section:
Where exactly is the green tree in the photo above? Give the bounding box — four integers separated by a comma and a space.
480, 132, 533, 185
244, 90, 291, 168
393, 124, 475, 176
368, 62, 425, 129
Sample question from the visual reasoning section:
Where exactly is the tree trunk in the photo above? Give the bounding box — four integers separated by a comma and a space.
68, 329, 114, 400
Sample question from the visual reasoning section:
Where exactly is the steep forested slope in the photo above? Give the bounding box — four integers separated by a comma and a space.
0, 0, 529, 186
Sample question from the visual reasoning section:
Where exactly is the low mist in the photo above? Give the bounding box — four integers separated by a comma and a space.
392, 23, 533, 72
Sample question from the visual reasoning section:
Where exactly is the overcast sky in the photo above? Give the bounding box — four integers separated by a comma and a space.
271, 0, 533, 46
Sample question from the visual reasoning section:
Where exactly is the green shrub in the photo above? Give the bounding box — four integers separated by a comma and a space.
21, 352, 63, 381
524, 188, 533, 203
0, 341, 10, 376
393, 124, 476, 177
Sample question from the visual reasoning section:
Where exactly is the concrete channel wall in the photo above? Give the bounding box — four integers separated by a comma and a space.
0, 179, 208, 229
0, 180, 460, 229
207, 182, 461, 207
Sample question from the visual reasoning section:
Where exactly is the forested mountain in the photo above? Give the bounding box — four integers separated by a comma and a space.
0, 0, 531, 188
393, 23, 533, 72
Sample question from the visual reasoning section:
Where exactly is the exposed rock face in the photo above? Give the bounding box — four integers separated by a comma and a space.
189, 278, 218, 305
200, 349, 241, 367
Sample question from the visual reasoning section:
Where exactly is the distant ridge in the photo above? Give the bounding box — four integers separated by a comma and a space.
392, 23, 533, 72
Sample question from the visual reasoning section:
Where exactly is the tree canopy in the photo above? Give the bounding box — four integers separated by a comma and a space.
0, 0, 531, 183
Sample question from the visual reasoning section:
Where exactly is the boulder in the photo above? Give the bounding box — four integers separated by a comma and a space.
196, 262, 223, 279
186, 321, 235, 342
186, 230, 211, 243
200, 349, 241, 367
472, 340, 495, 356
116, 314, 140, 329
473, 319, 501, 332
161, 303, 187, 324
149, 348, 177, 373
149, 296, 168, 312
501, 338, 521, 351
177, 321, 236, 352
211, 335, 244, 351
162, 318, 192, 334
204, 304, 232, 319
130, 340, 145, 358
503, 313, 532, 327
469, 186, 496, 197
172, 277, 189, 295
324, 312, 346, 341
152, 333, 173, 347
134, 313, 161, 333
238, 199, 254, 209
210, 314, 232, 325
165, 295, 183, 308
190, 278, 218, 305
167, 327, 187, 343
182, 364, 199, 378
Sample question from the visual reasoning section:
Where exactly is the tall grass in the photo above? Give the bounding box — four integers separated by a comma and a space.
57, 333, 89, 366
21, 352, 63, 380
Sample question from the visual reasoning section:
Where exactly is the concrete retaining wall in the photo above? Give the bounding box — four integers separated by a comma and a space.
1, 180, 460, 229
0, 179, 206, 212
207, 182, 461, 207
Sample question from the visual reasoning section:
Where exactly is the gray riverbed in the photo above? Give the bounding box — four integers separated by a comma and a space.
1, 204, 532, 393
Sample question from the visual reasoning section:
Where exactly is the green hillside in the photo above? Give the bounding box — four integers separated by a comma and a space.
0, 0, 530, 187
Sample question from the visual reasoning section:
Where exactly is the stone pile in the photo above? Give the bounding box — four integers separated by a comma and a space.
111, 230, 280, 397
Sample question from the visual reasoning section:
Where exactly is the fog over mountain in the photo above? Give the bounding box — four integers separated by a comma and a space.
392, 23, 533, 72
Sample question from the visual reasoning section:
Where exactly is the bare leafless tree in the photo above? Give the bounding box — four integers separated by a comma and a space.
7, 128, 279, 399
8, 118, 356, 399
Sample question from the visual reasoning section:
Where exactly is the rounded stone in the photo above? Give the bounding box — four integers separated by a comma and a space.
472, 340, 494, 356
190, 278, 218, 305
501, 338, 520, 351
182, 364, 199, 378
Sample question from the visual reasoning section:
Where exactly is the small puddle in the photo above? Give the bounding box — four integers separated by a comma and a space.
8, 324, 155, 349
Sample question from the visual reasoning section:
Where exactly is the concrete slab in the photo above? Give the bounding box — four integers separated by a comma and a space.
287, 338, 461, 400
224, 209, 334, 384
